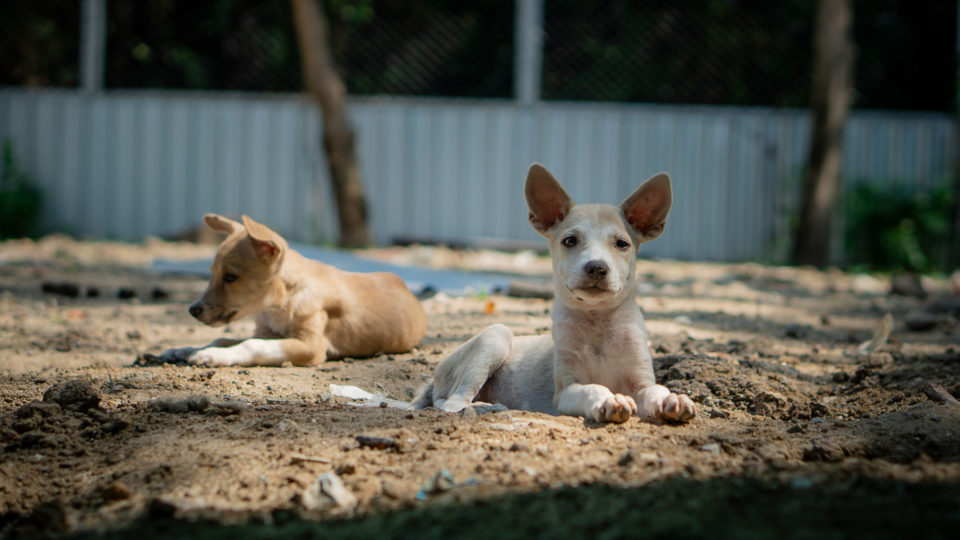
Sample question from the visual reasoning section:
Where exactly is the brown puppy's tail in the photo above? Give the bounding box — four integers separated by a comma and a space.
410, 381, 434, 410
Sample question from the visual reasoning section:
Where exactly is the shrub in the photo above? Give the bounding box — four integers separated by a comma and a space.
844, 181, 953, 272
0, 139, 43, 239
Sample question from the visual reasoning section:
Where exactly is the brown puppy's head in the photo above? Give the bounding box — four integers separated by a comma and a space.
188, 214, 288, 326
525, 163, 672, 308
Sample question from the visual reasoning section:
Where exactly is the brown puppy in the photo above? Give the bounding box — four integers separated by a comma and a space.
152, 214, 427, 367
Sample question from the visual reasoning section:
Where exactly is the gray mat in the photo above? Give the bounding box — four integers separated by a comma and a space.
149, 244, 512, 295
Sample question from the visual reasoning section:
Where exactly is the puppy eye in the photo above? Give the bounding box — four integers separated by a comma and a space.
561, 236, 578, 248
615, 239, 631, 250
223, 273, 238, 284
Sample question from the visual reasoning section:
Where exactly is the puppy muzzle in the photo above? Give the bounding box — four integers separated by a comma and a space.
188, 302, 236, 326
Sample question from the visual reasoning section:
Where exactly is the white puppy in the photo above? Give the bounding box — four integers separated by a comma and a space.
412, 164, 696, 423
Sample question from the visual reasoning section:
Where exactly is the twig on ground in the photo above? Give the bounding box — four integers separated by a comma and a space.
923, 383, 960, 406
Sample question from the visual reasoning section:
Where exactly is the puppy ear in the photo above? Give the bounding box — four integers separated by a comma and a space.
203, 213, 242, 235
525, 163, 574, 235
241, 215, 286, 262
620, 173, 672, 242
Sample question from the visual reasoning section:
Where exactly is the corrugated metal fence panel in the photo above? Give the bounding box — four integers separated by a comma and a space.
0, 90, 330, 242
0, 89, 954, 262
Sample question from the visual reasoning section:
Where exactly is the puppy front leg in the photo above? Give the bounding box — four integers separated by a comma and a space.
556, 383, 637, 423
149, 338, 244, 363
187, 338, 320, 367
188, 312, 331, 367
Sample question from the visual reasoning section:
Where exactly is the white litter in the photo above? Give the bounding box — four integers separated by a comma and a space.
857, 312, 894, 356
329, 384, 412, 410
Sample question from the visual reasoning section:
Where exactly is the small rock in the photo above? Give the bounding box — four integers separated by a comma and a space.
802, 436, 843, 462
905, 310, 939, 332
786, 424, 805, 434
126, 330, 142, 341
707, 408, 730, 419
417, 469, 456, 499
211, 400, 248, 415
699, 443, 721, 454
831, 371, 850, 383
890, 272, 926, 299
41, 282, 79, 298
336, 461, 357, 475
148, 395, 210, 413
809, 401, 830, 418
466, 403, 508, 415
301, 472, 356, 511
290, 454, 331, 465
415, 286, 438, 301
147, 499, 177, 518
851, 367, 871, 384
784, 324, 808, 339
752, 391, 786, 416
117, 288, 137, 299
100, 419, 130, 435
618, 450, 659, 466
43, 380, 101, 412
381, 479, 405, 499
101, 481, 133, 502
355, 434, 401, 452
509, 442, 530, 452
150, 288, 169, 300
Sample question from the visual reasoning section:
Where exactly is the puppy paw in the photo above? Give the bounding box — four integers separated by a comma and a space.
187, 349, 234, 367
137, 347, 199, 365
596, 394, 637, 423
658, 392, 696, 423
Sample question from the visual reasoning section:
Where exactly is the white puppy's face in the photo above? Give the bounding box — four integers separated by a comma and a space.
549, 204, 637, 307
524, 164, 672, 309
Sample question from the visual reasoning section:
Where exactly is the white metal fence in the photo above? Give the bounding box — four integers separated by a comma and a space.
0, 88, 954, 262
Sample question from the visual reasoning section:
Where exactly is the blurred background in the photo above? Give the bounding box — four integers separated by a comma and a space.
0, 0, 957, 272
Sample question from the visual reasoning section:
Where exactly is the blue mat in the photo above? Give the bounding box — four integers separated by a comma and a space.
149, 244, 513, 295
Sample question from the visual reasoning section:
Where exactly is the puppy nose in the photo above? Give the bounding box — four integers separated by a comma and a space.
188, 304, 203, 319
584, 260, 609, 280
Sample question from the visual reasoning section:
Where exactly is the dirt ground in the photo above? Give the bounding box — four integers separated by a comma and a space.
1, 235, 959, 538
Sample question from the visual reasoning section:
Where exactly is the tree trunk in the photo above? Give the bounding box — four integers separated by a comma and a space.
792, 0, 854, 267
291, 0, 371, 247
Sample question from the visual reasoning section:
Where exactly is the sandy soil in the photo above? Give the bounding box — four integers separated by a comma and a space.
1, 236, 959, 537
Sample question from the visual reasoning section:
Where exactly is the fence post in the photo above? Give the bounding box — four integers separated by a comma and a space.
950, 0, 960, 269
80, 0, 106, 92
514, 0, 544, 105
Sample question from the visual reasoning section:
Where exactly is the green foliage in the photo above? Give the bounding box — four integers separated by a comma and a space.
4, 0, 955, 109
0, 139, 43, 239
844, 182, 953, 272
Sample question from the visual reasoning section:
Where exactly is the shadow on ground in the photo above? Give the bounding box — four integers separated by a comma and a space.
35, 474, 960, 540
